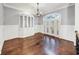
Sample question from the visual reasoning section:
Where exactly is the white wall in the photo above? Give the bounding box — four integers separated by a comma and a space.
75, 4, 79, 32
0, 4, 4, 54
58, 5, 75, 45
3, 6, 20, 41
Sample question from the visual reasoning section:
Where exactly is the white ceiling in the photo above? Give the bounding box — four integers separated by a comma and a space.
3, 3, 73, 15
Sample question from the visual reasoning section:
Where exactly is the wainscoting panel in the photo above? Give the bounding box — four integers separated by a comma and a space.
59, 25, 75, 45
3, 25, 19, 40
0, 25, 4, 54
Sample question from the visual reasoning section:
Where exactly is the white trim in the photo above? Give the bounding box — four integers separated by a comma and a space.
3, 4, 34, 16
43, 4, 75, 15
3, 3, 22, 12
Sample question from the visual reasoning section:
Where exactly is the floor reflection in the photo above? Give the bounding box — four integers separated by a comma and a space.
43, 36, 58, 55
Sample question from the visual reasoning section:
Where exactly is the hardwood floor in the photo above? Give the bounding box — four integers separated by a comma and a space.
1, 32, 76, 55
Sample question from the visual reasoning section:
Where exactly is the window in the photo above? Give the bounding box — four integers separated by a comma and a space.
19, 15, 35, 28
43, 13, 61, 34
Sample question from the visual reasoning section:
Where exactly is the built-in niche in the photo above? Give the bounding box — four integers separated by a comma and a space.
43, 13, 61, 35
19, 13, 35, 37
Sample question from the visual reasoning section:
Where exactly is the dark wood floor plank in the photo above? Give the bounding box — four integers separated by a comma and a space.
1, 32, 76, 55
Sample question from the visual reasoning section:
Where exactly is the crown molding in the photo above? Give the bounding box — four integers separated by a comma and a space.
3, 3, 75, 16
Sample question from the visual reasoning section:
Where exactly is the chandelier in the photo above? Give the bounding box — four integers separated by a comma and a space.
36, 3, 41, 16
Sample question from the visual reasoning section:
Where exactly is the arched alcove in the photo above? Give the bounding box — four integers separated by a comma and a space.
43, 13, 61, 35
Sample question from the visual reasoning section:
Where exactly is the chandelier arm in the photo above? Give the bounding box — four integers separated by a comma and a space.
36, 3, 41, 16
